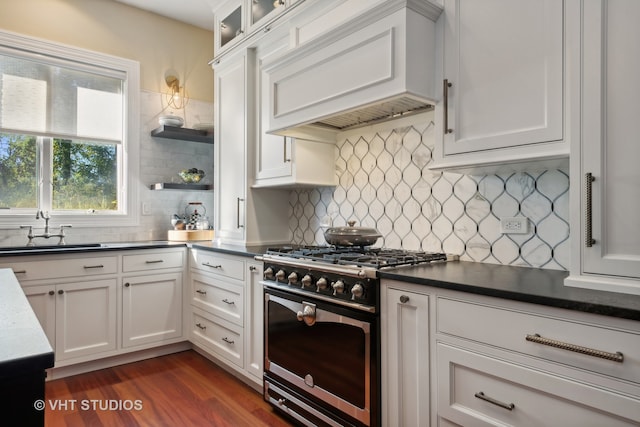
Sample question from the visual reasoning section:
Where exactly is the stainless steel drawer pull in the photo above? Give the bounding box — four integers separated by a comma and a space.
83, 264, 104, 269
474, 392, 514, 411
443, 79, 453, 134
526, 333, 624, 363
195, 323, 206, 330
196, 289, 207, 295
203, 263, 222, 269
585, 172, 596, 247
222, 298, 235, 305
145, 259, 164, 264
222, 337, 234, 344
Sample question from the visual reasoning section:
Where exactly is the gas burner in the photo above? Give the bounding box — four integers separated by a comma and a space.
265, 245, 452, 269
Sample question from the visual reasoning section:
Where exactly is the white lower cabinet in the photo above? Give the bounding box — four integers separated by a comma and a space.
381, 281, 431, 427
122, 272, 183, 348
189, 249, 264, 387
23, 279, 117, 364
3, 248, 187, 373
381, 279, 640, 426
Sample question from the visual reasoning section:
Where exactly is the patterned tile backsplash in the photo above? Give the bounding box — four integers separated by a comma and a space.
288, 112, 570, 270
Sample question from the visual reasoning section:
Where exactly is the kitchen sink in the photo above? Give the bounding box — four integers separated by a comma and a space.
0, 243, 102, 252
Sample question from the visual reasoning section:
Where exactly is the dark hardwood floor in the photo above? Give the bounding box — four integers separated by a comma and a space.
45, 350, 294, 427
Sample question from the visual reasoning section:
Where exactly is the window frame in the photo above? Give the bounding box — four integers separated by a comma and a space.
0, 29, 140, 229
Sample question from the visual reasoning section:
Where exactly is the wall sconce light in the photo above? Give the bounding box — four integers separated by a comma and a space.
165, 74, 189, 110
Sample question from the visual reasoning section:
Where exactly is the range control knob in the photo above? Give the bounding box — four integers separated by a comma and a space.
351, 283, 364, 300
263, 267, 274, 280
316, 277, 329, 291
288, 272, 299, 285
275, 269, 286, 282
332, 280, 345, 295
301, 274, 313, 289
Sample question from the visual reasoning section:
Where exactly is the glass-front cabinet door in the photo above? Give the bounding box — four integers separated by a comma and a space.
248, 0, 286, 32
215, 0, 245, 54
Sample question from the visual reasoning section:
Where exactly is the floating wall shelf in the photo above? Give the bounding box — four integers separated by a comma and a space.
151, 125, 214, 144
150, 183, 213, 191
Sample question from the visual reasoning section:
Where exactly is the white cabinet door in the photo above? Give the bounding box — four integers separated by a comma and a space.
381, 282, 430, 427
122, 272, 183, 348
245, 261, 264, 382
23, 284, 56, 348
214, 52, 248, 243
256, 38, 293, 181
433, 0, 566, 171
567, 0, 640, 295
55, 279, 117, 362
214, 0, 245, 55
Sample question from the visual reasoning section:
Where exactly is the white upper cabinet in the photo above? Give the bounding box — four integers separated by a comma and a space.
213, 52, 248, 243
254, 36, 336, 188
431, 0, 569, 173
566, 0, 640, 295
215, 0, 246, 55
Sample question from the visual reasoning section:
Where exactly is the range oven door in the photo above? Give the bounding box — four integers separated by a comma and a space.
264, 287, 377, 427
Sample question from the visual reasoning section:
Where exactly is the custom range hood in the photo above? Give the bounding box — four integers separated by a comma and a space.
263, 0, 443, 143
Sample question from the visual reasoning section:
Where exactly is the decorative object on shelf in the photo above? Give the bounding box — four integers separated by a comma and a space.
158, 114, 184, 127
178, 168, 205, 183
165, 72, 189, 110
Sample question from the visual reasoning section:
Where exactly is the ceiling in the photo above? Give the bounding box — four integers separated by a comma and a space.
114, 0, 223, 31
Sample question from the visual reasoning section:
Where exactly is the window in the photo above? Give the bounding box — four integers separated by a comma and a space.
0, 30, 139, 228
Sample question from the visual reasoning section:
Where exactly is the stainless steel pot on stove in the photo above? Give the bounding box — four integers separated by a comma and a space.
323, 220, 382, 246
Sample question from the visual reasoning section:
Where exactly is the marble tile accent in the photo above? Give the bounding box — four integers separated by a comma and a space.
289, 112, 570, 270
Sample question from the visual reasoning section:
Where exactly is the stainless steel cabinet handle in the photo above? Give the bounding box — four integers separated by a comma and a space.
526, 333, 623, 363
237, 197, 245, 229
83, 264, 104, 269
399, 295, 410, 303
195, 323, 206, 330
283, 138, 291, 163
443, 79, 453, 134
585, 173, 596, 247
222, 337, 234, 344
222, 298, 235, 305
474, 391, 515, 411
145, 259, 164, 264
203, 262, 222, 269
196, 289, 207, 295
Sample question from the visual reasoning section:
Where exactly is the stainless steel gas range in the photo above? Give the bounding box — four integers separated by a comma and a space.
258, 246, 454, 427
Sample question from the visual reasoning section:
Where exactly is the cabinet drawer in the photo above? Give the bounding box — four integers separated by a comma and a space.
191, 307, 243, 368
190, 250, 244, 281
122, 250, 184, 272
437, 343, 639, 426
191, 272, 244, 326
437, 297, 640, 384
1, 255, 118, 281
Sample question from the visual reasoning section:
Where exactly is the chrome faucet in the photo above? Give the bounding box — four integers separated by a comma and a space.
20, 211, 72, 246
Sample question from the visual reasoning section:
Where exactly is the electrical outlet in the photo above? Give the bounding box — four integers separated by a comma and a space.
500, 217, 529, 234
142, 202, 152, 216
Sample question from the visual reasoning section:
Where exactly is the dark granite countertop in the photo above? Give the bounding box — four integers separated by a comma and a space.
190, 241, 280, 258
0, 240, 186, 257
0, 269, 54, 378
378, 261, 640, 321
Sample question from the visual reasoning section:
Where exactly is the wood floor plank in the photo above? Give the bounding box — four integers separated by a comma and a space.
45, 350, 294, 427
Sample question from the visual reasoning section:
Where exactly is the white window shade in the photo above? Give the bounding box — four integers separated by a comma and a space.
77, 87, 122, 141
0, 53, 124, 143
0, 74, 46, 133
